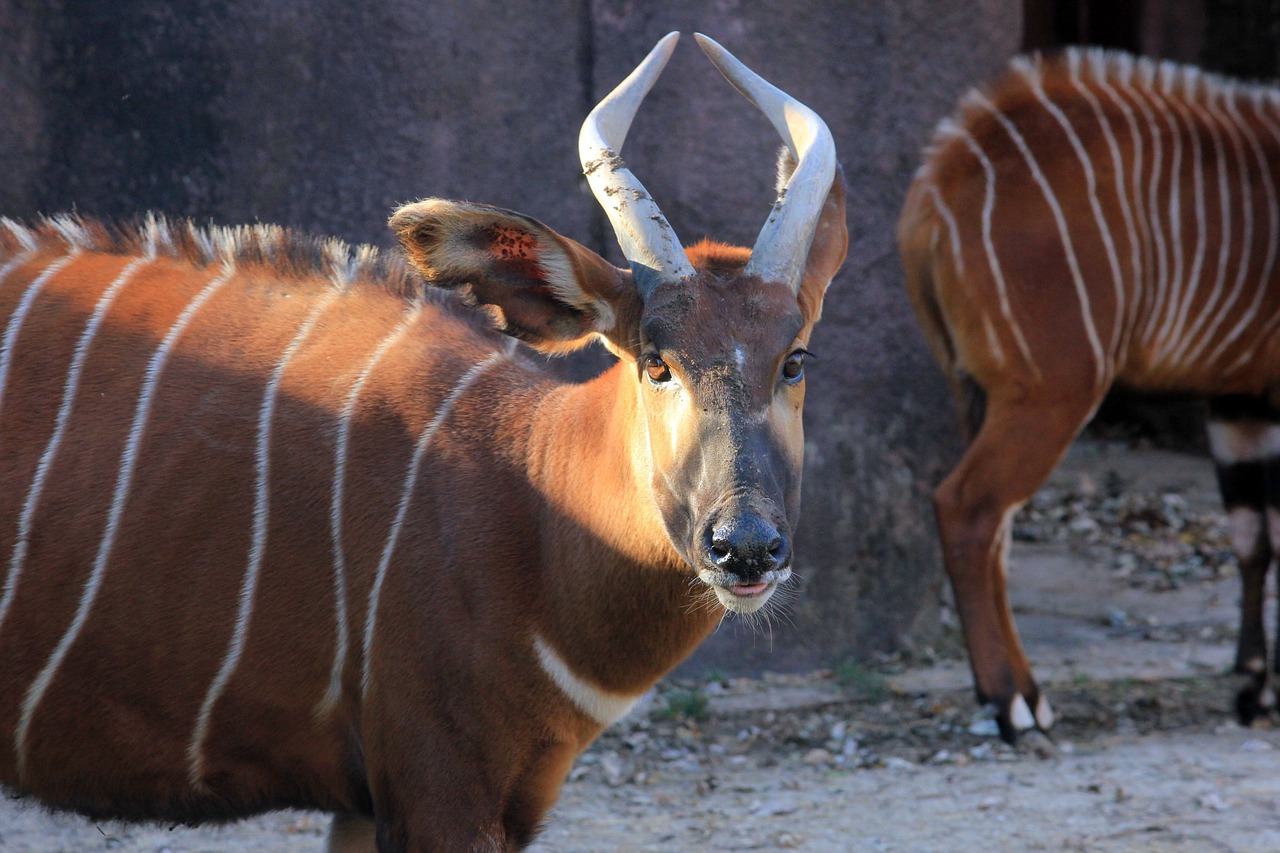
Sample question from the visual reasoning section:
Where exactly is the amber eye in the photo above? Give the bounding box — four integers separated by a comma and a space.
644, 354, 672, 384
782, 350, 808, 383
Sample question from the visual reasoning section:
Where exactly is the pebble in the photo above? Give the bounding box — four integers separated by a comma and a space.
803, 748, 833, 766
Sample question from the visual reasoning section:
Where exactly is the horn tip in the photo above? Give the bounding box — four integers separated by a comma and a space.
694, 33, 742, 78
693, 32, 721, 54
652, 31, 681, 63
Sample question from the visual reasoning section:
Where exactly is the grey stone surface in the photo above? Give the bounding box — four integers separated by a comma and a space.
0, 1, 1022, 667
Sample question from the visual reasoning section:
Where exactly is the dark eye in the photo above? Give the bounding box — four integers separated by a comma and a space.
782, 350, 808, 383
644, 354, 672, 384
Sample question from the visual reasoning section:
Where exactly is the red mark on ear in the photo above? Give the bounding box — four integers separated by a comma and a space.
484, 225, 545, 281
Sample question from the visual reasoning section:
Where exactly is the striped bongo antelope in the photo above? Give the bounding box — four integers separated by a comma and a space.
0, 34, 846, 851
899, 48, 1280, 743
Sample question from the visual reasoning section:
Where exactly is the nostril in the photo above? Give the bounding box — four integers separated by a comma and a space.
705, 517, 788, 571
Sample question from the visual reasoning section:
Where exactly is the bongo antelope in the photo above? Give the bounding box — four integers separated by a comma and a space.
0, 33, 846, 850
900, 48, 1280, 742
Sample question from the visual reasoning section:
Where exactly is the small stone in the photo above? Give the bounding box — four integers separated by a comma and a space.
969, 716, 1001, 737
1197, 793, 1230, 811
751, 796, 800, 816
600, 752, 628, 787
803, 748, 833, 766
969, 743, 994, 761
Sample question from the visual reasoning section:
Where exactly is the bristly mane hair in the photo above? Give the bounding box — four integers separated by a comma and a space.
915, 45, 1280, 183
0, 214, 430, 302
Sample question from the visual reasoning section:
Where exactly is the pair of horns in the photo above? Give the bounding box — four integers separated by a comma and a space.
579, 32, 836, 296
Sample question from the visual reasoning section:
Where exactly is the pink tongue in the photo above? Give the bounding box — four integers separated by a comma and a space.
730, 582, 768, 596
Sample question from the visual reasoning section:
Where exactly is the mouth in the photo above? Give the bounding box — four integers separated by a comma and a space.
700, 569, 790, 614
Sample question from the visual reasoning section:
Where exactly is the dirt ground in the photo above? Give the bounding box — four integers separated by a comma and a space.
5, 440, 1280, 852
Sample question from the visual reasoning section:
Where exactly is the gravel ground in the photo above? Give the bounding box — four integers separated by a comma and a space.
6, 441, 1279, 852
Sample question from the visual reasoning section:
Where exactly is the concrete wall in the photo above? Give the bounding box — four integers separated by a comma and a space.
0, 0, 1022, 670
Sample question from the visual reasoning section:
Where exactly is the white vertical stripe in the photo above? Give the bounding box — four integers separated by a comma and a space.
16, 263, 235, 779
1069, 56, 1140, 360
1233, 96, 1280, 356
1204, 92, 1279, 368
360, 353, 503, 697
0, 252, 78, 425
1089, 71, 1151, 359
926, 184, 965, 276
1155, 97, 1208, 366
0, 258, 149, 638
320, 306, 424, 715
1025, 73, 1124, 379
0, 250, 36, 296
1183, 91, 1256, 365
1149, 88, 1185, 361
981, 314, 1006, 367
0, 249, 53, 629
1166, 95, 1234, 366
533, 634, 643, 726
974, 94, 1106, 386
959, 130, 1041, 379
187, 288, 341, 785
1126, 83, 1170, 352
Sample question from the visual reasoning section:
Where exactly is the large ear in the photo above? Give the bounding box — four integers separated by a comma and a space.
788, 160, 848, 329
390, 199, 640, 353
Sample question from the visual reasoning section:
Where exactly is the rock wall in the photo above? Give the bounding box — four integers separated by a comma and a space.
0, 0, 1022, 670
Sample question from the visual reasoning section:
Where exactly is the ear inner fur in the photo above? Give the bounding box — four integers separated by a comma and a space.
390, 199, 628, 352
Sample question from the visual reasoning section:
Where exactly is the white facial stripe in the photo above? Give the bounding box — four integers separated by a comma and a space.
18, 263, 235, 780
534, 634, 643, 727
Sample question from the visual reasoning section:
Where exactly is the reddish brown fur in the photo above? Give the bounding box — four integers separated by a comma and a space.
0, 169, 845, 850
900, 50, 1280, 740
